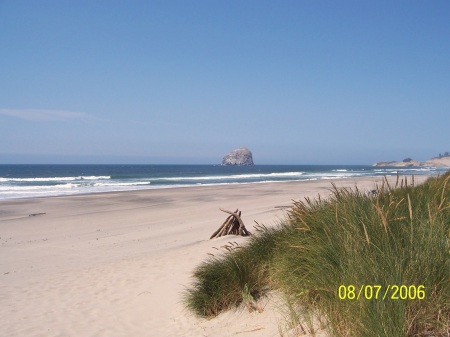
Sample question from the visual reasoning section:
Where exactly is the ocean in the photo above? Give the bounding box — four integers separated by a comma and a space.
0, 164, 446, 200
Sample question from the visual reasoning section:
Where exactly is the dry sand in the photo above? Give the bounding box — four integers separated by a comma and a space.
0, 176, 429, 337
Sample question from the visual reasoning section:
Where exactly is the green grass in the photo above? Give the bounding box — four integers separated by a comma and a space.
184, 224, 278, 317
184, 172, 450, 336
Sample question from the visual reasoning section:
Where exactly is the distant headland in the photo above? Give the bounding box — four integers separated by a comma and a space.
373, 152, 450, 167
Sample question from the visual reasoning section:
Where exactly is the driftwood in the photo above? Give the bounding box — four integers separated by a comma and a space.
210, 208, 251, 239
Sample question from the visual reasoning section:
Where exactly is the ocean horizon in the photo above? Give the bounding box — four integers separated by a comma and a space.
0, 164, 447, 200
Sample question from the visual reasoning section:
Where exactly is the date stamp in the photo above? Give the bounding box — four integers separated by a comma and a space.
338, 285, 425, 300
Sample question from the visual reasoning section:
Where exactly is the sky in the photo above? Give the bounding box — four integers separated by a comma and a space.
1, 0, 449, 165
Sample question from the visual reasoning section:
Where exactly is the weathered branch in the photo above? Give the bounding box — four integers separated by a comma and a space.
209, 215, 233, 239
219, 208, 245, 229
210, 208, 251, 239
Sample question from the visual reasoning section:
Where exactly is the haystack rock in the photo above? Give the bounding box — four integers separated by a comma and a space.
222, 147, 254, 166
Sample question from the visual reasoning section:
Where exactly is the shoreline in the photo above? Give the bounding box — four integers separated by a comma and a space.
1, 163, 447, 202
0, 178, 345, 202
0, 175, 432, 337
0, 177, 356, 202
0, 170, 442, 202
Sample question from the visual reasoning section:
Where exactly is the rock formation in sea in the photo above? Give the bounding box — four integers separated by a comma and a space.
222, 147, 254, 166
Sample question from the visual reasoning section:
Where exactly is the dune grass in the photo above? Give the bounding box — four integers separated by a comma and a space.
184, 172, 449, 336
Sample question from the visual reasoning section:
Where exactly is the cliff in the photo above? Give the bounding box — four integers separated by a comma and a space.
424, 156, 450, 167
373, 160, 422, 167
373, 153, 450, 167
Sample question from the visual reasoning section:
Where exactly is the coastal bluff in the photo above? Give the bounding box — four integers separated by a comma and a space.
222, 147, 254, 166
373, 153, 450, 167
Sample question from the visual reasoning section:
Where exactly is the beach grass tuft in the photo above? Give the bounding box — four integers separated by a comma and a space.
184, 225, 279, 317
184, 172, 449, 336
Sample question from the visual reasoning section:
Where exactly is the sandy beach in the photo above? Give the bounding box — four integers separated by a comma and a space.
0, 176, 429, 337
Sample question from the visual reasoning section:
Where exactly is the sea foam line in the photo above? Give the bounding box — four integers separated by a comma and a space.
93, 182, 150, 187
0, 176, 111, 182
153, 172, 305, 181
0, 183, 79, 191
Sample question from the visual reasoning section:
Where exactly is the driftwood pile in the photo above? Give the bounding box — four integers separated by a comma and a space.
210, 208, 251, 239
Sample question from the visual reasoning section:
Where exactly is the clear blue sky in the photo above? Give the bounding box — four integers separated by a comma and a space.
1, 1, 449, 164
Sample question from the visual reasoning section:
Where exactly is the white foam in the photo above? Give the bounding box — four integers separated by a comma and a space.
0, 177, 76, 182
0, 183, 79, 191
81, 176, 111, 180
153, 172, 305, 181
93, 182, 150, 187
0, 176, 111, 182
